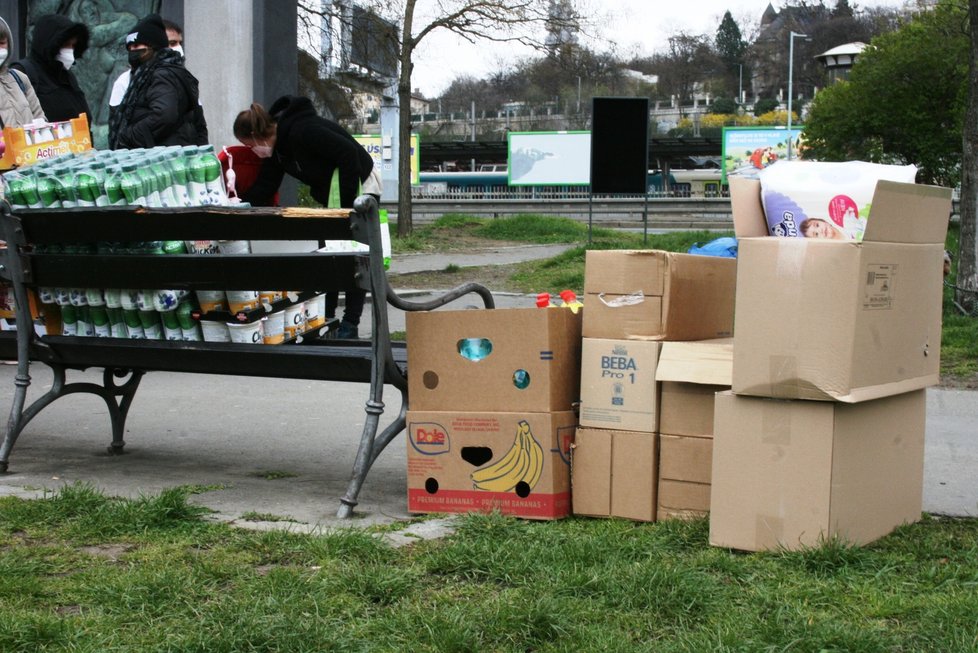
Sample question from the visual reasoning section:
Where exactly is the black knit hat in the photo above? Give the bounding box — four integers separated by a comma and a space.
125, 13, 167, 50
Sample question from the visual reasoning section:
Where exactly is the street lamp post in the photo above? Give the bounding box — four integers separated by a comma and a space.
737, 63, 743, 105
787, 31, 808, 160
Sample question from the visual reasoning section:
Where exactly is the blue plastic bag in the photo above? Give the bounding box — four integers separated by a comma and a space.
688, 237, 738, 258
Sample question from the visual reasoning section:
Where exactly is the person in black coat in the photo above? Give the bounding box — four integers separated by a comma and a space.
11, 14, 91, 124
234, 96, 383, 339
107, 13, 206, 150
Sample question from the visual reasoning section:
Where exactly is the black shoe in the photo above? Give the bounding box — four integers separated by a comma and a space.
336, 321, 359, 339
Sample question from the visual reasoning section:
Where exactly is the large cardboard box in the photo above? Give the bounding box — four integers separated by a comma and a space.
406, 308, 581, 412
582, 250, 736, 341
729, 178, 951, 402
406, 410, 576, 520
656, 339, 732, 437
579, 338, 660, 432
709, 390, 926, 552
571, 428, 658, 521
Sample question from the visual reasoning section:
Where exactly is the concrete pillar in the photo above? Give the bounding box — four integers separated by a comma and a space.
187, 0, 296, 151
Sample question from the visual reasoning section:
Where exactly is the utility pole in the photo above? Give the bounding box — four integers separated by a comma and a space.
787, 31, 808, 160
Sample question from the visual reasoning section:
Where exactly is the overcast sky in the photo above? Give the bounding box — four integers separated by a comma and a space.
409, 0, 913, 97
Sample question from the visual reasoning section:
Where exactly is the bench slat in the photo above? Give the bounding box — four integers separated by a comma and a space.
13, 207, 356, 244
30, 335, 406, 383
27, 253, 363, 291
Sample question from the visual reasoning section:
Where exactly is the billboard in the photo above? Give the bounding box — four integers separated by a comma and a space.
354, 133, 420, 185
507, 131, 591, 186
349, 6, 399, 78
722, 126, 804, 182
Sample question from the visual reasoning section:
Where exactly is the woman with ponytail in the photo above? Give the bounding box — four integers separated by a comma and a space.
233, 96, 382, 339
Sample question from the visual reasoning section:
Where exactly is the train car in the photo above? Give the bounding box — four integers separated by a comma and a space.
415, 168, 726, 199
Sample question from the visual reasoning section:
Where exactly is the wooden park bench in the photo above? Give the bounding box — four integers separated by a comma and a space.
0, 195, 494, 518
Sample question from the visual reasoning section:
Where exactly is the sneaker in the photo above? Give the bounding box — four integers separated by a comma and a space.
336, 321, 359, 339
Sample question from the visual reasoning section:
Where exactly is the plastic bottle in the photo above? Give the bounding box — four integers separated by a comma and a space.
119, 163, 146, 206
74, 168, 99, 207
139, 309, 162, 340
88, 161, 110, 207
108, 307, 127, 338
18, 172, 43, 208
36, 174, 62, 209
103, 166, 126, 206
90, 306, 111, 337
166, 148, 193, 206
76, 306, 94, 337
185, 145, 207, 205
123, 309, 145, 338
85, 287, 105, 307
52, 166, 78, 208
197, 144, 227, 205
3, 172, 28, 209
150, 153, 180, 207
160, 310, 183, 340
176, 300, 202, 341
61, 304, 78, 336
135, 163, 162, 207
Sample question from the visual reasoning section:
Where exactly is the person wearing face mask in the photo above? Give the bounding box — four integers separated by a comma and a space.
234, 97, 382, 339
0, 16, 46, 130
11, 14, 91, 125
107, 14, 206, 150
109, 19, 185, 116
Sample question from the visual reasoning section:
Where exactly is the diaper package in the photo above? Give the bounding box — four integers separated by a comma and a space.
759, 161, 918, 241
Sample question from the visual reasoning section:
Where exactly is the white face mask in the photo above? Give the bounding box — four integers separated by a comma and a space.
56, 47, 75, 70
251, 143, 273, 159
170, 44, 184, 57
0, 48, 8, 66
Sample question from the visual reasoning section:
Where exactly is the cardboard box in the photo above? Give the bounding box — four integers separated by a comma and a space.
406, 410, 576, 520
406, 308, 581, 412
656, 339, 732, 437
571, 428, 657, 521
657, 434, 712, 520
709, 390, 926, 552
579, 338, 660, 432
582, 250, 736, 341
657, 480, 710, 520
658, 433, 712, 484
0, 114, 92, 169
730, 177, 952, 402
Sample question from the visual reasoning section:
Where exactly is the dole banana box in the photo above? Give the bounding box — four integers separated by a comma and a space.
582, 250, 736, 341
407, 308, 582, 412
406, 410, 576, 520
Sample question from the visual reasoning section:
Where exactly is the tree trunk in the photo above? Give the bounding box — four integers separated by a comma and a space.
959, 0, 978, 312
396, 0, 416, 237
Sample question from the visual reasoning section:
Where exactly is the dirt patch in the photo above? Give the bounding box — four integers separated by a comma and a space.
78, 543, 133, 562
940, 373, 978, 390
387, 263, 527, 294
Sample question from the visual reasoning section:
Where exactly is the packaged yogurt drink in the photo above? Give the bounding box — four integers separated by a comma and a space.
758, 161, 918, 241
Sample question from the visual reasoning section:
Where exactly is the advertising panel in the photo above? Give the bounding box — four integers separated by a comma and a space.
354, 133, 420, 185
721, 126, 804, 182
507, 131, 591, 186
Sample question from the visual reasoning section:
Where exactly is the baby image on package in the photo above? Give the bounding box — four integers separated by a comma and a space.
759, 161, 918, 241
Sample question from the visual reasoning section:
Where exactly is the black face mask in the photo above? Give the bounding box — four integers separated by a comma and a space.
127, 49, 148, 67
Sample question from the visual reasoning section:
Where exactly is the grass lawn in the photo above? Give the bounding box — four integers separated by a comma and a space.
1, 484, 977, 652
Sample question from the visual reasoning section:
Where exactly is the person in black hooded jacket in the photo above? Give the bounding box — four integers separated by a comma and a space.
107, 13, 206, 150
234, 96, 382, 339
11, 13, 90, 124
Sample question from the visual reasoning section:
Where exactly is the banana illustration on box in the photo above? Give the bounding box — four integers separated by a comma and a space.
471, 419, 544, 492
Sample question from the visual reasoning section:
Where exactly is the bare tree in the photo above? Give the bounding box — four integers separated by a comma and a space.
300, 0, 583, 236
